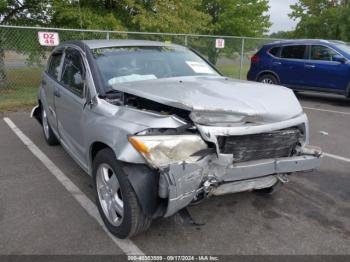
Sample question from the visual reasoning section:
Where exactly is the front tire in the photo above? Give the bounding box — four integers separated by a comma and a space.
93, 148, 152, 238
42, 107, 59, 145
258, 74, 278, 85
254, 181, 282, 195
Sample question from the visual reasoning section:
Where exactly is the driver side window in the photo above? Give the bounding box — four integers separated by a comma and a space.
310, 45, 338, 61
61, 48, 85, 97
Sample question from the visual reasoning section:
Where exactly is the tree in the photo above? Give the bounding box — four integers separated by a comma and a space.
0, 0, 272, 79
0, 0, 52, 87
201, 0, 271, 64
51, 0, 126, 31
130, 0, 211, 34
269, 31, 294, 39
290, 0, 350, 41
51, 0, 211, 33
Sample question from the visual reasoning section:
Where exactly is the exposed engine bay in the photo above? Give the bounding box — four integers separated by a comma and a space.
124, 93, 192, 122
102, 88, 322, 218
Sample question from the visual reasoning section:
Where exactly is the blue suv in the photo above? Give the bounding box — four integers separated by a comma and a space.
247, 39, 350, 98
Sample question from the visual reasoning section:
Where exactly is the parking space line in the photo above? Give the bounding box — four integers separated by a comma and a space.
303, 106, 350, 116
324, 152, 350, 163
3, 117, 144, 256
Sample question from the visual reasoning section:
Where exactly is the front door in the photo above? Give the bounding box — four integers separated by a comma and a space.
54, 47, 88, 168
303, 45, 349, 91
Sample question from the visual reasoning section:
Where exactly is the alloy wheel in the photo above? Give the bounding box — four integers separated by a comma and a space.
261, 78, 274, 84
96, 163, 124, 226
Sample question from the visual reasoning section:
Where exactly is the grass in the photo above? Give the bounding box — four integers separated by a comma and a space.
0, 63, 251, 112
216, 63, 250, 79
0, 67, 43, 112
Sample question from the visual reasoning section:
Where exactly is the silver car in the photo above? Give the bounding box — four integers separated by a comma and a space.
32, 40, 322, 238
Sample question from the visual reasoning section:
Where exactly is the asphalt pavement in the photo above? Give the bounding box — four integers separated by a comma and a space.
0, 91, 350, 256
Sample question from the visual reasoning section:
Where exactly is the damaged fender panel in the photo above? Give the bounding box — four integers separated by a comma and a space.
161, 161, 206, 217
85, 99, 188, 171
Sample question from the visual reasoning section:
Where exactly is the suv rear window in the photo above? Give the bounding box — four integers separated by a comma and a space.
281, 45, 306, 59
268, 47, 280, 57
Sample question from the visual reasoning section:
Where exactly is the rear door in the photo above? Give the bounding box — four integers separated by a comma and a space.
303, 45, 349, 91
42, 50, 64, 133
54, 47, 87, 167
275, 45, 308, 86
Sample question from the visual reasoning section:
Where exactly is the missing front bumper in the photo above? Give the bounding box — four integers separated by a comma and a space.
160, 149, 322, 217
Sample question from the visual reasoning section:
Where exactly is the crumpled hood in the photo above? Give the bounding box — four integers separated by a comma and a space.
112, 76, 303, 122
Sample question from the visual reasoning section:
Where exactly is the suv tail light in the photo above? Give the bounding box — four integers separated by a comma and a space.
251, 54, 260, 63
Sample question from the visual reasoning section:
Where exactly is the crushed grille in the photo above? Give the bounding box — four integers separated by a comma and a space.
217, 128, 301, 163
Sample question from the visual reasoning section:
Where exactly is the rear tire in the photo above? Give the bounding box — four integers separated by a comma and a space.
258, 74, 278, 85
346, 83, 350, 98
93, 148, 152, 238
42, 107, 59, 146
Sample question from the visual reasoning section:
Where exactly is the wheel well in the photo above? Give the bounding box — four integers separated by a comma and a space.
32, 100, 42, 124
90, 143, 163, 217
90, 142, 112, 164
257, 71, 280, 83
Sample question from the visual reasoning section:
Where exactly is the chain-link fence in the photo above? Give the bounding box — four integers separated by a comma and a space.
0, 25, 279, 111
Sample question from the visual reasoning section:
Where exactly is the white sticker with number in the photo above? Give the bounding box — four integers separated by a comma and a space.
215, 38, 225, 49
186, 61, 215, 74
38, 32, 60, 46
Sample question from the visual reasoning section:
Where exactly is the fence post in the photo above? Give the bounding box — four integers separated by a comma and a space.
0, 30, 7, 88
239, 37, 245, 80
106, 32, 110, 40
184, 35, 188, 46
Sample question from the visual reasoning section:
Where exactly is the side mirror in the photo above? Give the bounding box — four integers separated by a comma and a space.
332, 55, 347, 64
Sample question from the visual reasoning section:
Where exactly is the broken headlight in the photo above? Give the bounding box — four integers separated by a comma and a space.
190, 111, 261, 126
128, 135, 208, 167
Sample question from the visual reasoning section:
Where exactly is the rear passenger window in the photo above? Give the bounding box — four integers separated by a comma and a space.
61, 48, 85, 97
281, 45, 306, 59
47, 53, 63, 79
268, 47, 280, 57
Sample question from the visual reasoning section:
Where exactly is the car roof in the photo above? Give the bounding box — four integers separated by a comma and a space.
62, 39, 181, 49
266, 39, 345, 47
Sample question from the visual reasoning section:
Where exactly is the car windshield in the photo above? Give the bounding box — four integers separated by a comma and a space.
334, 43, 350, 54
92, 46, 219, 87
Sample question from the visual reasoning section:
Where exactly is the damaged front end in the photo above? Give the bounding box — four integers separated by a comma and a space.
127, 109, 322, 218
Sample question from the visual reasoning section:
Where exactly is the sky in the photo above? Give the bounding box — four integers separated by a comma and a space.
268, 0, 299, 34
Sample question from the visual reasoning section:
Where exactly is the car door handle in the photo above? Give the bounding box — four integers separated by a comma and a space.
305, 64, 316, 68
273, 61, 282, 65
54, 89, 61, 98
